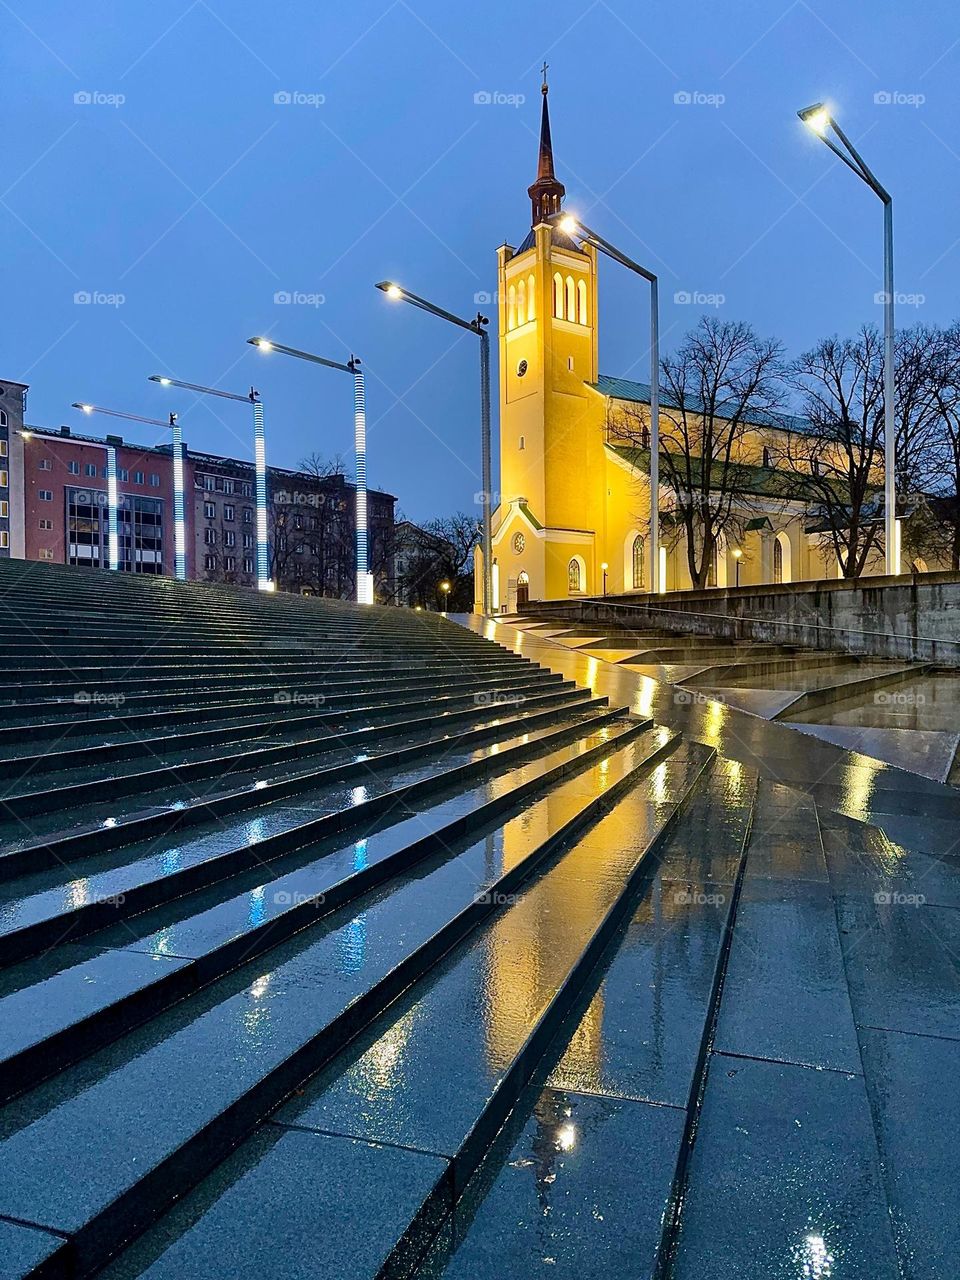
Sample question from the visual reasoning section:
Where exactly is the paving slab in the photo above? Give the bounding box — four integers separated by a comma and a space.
671, 1056, 900, 1279
0, 1218, 69, 1280
790, 722, 959, 784
696, 686, 803, 719
426, 1087, 683, 1280
860, 1027, 960, 1280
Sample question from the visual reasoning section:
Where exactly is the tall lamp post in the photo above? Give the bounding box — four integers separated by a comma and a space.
553, 213, 662, 594
798, 103, 898, 575
248, 337, 373, 604
376, 281, 493, 615
72, 402, 186, 580
149, 375, 272, 590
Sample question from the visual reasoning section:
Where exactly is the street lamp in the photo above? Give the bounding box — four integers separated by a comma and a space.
798, 102, 898, 575
439, 579, 451, 612
72, 402, 186, 580
248, 337, 373, 604
601, 561, 608, 596
376, 281, 493, 615
149, 375, 272, 590
555, 213, 662, 594
732, 546, 743, 588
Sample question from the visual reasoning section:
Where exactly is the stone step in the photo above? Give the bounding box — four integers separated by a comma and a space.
0, 677, 581, 787
0, 705, 635, 959
414, 754, 758, 1280
0, 721, 677, 1103
0, 694, 608, 850
0, 724, 684, 1279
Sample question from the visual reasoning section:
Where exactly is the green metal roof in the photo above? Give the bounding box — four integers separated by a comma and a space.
592, 374, 817, 437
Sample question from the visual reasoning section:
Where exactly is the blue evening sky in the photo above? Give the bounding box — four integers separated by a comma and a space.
6, 1, 960, 519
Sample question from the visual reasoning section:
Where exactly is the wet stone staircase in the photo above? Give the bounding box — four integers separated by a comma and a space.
0, 561, 947, 1280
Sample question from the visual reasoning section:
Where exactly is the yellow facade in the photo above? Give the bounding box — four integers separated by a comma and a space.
480, 87, 890, 612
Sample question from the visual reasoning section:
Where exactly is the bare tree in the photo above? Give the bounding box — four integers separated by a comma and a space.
918, 321, 960, 569
615, 316, 785, 589
774, 327, 885, 578
395, 513, 479, 610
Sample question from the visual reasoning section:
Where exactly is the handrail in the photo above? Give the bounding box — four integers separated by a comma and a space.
536, 595, 960, 651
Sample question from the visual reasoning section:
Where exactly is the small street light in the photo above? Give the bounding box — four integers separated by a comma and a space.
732, 546, 743, 588
150, 375, 272, 590
798, 101, 897, 575
72, 402, 186, 579
248, 337, 373, 604
439, 579, 452, 612
376, 280, 493, 615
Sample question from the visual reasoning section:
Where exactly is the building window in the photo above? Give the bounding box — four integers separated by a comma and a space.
0, 470, 6, 487
134, 471, 144, 485
243, 532, 253, 549
203, 476, 215, 491
518, 435, 525, 451
243, 557, 253, 574
39, 518, 53, 530
85, 463, 97, 477
517, 279, 526, 326
773, 536, 783, 584
0, 531, 7, 549
507, 284, 516, 330
224, 530, 236, 547
565, 275, 575, 320
567, 557, 581, 593
632, 534, 645, 589
39, 547, 54, 560
0, 410, 6, 427
527, 274, 536, 321
39, 458, 52, 471
204, 502, 216, 520
118, 468, 129, 482
204, 528, 216, 545
224, 556, 236, 571
577, 278, 587, 325
204, 554, 216, 571
39, 489, 53, 501
553, 272, 563, 319
243, 507, 253, 523
762, 446, 771, 468
0, 501, 7, 518
224, 504, 235, 521
0, 440, 8, 456
67, 460, 80, 475
150, 473, 160, 487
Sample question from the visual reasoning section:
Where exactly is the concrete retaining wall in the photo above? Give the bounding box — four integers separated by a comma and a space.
522, 571, 960, 666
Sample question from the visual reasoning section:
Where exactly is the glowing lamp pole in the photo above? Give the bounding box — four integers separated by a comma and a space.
439, 579, 451, 612
732, 546, 743, 588
72, 402, 185, 579
376, 281, 493, 616
554, 213, 661, 594
150, 375, 272, 590
248, 338, 373, 605
798, 102, 897, 575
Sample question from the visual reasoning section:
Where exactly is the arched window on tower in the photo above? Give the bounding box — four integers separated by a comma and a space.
527, 274, 536, 320
632, 534, 645, 590
565, 276, 575, 321
762, 445, 771, 468
517, 279, 526, 326
577, 279, 588, 325
507, 285, 516, 331
773, 536, 783, 584
553, 273, 563, 319
567, 557, 582, 594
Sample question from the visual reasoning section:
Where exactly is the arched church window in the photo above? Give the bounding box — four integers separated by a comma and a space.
527, 274, 536, 320
567, 557, 581, 593
507, 285, 516, 330
565, 276, 575, 321
773, 536, 783, 584
517, 279, 526, 326
553, 273, 563, 319
577, 279, 587, 325
518, 435, 525, 451
762, 445, 771, 467
632, 534, 645, 589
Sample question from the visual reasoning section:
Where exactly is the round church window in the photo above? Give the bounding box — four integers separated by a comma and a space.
513, 533, 525, 553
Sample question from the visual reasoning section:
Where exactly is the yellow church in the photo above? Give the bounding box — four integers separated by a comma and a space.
479, 80, 888, 613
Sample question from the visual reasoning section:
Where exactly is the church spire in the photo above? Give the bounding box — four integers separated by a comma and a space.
527, 63, 565, 227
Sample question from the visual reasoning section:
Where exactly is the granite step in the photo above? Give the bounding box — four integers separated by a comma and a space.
0, 721, 677, 1102
0, 705, 635, 961
0, 723, 683, 1279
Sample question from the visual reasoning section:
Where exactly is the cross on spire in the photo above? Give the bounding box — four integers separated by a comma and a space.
541, 60, 548, 92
